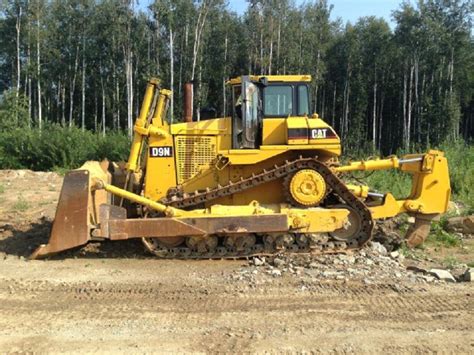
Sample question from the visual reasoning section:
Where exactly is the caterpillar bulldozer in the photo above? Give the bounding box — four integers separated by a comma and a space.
31, 75, 451, 259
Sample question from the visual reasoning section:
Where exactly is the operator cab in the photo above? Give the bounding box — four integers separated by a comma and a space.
229, 75, 312, 149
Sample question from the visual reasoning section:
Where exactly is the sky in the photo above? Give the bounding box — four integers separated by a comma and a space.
138, 0, 406, 27
228, 0, 404, 27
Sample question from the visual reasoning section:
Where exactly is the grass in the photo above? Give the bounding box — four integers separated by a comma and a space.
442, 256, 460, 269
0, 184, 4, 194
12, 195, 29, 212
425, 219, 461, 248
52, 166, 69, 176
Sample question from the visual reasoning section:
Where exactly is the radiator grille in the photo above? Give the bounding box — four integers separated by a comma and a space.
175, 136, 216, 184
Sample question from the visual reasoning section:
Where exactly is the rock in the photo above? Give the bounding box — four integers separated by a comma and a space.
429, 269, 456, 283
253, 257, 265, 266
407, 216, 416, 224
446, 215, 474, 234
271, 269, 282, 277
308, 262, 319, 268
420, 274, 436, 283
370, 242, 387, 255
463, 268, 473, 282
273, 258, 285, 268
390, 251, 400, 259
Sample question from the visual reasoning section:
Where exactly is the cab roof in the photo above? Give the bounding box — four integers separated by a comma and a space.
227, 75, 312, 85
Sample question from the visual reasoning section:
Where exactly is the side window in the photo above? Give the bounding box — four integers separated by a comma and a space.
264, 86, 293, 116
298, 85, 310, 116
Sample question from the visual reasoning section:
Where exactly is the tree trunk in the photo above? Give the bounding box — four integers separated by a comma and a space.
314, 49, 320, 111
61, 80, 66, 126
94, 90, 98, 132
26, 1, 31, 128
81, 62, 85, 130
378, 90, 384, 151
101, 76, 106, 137
331, 84, 336, 126
372, 72, 377, 151
406, 63, 414, 150
169, 26, 174, 122
268, 17, 273, 75
191, 1, 209, 81
36, 8, 42, 130
69, 46, 79, 127
223, 35, 228, 117
403, 68, 407, 149
125, 47, 133, 137
276, 18, 281, 74
15, 4, 22, 124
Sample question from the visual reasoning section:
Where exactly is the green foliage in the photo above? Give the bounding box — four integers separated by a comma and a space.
363, 169, 412, 199
0, 124, 130, 171
442, 256, 460, 269
0, 90, 29, 130
438, 141, 474, 211
12, 195, 29, 212
426, 219, 461, 248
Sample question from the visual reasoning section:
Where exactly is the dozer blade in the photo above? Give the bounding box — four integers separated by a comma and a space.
31, 170, 93, 259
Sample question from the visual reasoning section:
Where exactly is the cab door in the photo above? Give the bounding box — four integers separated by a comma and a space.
234, 76, 259, 149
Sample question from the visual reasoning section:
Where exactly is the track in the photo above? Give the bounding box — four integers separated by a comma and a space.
144, 157, 374, 259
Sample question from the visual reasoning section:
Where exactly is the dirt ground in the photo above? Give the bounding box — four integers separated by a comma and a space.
0, 170, 473, 353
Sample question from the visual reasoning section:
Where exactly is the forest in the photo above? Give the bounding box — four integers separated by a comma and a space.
0, 0, 472, 169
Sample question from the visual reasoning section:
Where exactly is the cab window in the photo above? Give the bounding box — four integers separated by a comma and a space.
298, 85, 310, 115
263, 86, 292, 116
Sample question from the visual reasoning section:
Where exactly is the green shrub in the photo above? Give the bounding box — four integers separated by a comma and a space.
439, 141, 474, 212
0, 90, 29, 130
12, 195, 29, 211
0, 124, 130, 171
426, 219, 461, 247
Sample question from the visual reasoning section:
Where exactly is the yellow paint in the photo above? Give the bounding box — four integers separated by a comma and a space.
286, 117, 309, 145
126, 79, 158, 172
289, 169, 326, 206
346, 184, 369, 198
227, 75, 312, 85
335, 156, 400, 172
262, 118, 286, 145
367, 151, 450, 217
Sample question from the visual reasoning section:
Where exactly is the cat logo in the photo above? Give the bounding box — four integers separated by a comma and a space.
311, 128, 328, 139
150, 146, 173, 157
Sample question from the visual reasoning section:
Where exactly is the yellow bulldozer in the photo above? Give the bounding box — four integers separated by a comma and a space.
31, 75, 451, 259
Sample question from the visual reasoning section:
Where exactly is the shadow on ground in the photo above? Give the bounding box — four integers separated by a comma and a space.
0, 218, 149, 259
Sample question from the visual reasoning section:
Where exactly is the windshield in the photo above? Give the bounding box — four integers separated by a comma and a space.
264, 86, 292, 116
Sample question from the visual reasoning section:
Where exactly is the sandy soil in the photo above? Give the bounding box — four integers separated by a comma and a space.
0, 170, 473, 353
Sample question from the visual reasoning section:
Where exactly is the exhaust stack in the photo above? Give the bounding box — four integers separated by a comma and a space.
184, 82, 193, 122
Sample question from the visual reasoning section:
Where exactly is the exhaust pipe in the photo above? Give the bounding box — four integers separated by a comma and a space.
184, 82, 193, 122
